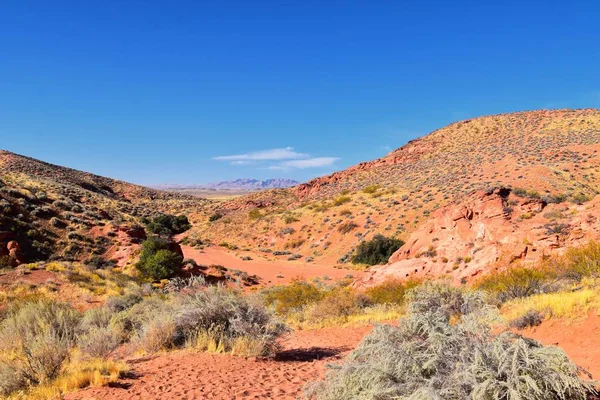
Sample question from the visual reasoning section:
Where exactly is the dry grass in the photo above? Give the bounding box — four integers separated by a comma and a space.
501, 279, 600, 322
5, 359, 129, 400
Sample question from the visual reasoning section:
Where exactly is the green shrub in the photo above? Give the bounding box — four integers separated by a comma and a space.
142, 214, 191, 236
305, 283, 597, 400
135, 237, 183, 280
209, 212, 223, 222
351, 234, 404, 265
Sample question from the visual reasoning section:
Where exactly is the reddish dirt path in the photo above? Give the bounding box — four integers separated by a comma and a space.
523, 312, 600, 379
66, 325, 373, 400
182, 245, 363, 286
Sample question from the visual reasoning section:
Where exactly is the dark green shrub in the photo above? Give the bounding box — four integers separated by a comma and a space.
351, 234, 404, 265
209, 212, 223, 222
142, 214, 191, 236
135, 237, 183, 280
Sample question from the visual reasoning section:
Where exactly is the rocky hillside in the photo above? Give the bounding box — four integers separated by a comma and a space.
190, 109, 600, 279
0, 150, 210, 267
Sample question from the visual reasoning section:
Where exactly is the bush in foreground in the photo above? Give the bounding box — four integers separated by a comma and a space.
0, 301, 81, 395
305, 283, 597, 400
352, 234, 404, 265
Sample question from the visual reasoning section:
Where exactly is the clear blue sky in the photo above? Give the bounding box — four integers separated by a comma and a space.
1, 1, 599, 185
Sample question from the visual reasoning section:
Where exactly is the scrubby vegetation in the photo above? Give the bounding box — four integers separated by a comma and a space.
142, 214, 191, 236
263, 278, 418, 329
351, 234, 404, 265
0, 283, 287, 397
305, 283, 598, 400
135, 236, 183, 280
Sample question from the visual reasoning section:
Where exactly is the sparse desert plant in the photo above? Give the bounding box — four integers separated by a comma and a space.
305, 283, 597, 400
248, 209, 262, 219
263, 280, 325, 314
351, 234, 404, 265
337, 221, 358, 234
0, 300, 81, 395
362, 185, 379, 194
475, 264, 555, 302
175, 287, 288, 356
333, 195, 351, 206
365, 278, 420, 305
509, 309, 544, 330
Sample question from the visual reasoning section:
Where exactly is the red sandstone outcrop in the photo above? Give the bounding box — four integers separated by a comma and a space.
357, 188, 600, 287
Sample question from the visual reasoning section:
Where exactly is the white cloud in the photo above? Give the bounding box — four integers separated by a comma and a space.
277, 157, 340, 169
214, 147, 308, 161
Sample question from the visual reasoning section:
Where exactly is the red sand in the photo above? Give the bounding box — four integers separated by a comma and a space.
66, 325, 373, 400
182, 245, 363, 286
523, 312, 600, 379
66, 313, 600, 400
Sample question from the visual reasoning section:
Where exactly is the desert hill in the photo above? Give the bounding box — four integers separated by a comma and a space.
191, 109, 600, 280
0, 150, 210, 266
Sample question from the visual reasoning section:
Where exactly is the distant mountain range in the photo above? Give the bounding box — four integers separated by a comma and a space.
154, 179, 300, 191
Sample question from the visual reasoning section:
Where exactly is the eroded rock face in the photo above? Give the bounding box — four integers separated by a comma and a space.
0, 232, 25, 266
357, 188, 600, 287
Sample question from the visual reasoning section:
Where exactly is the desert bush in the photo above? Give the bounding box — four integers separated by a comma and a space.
305, 283, 597, 400
0, 300, 80, 394
351, 234, 404, 265
263, 280, 325, 314
248, 209, 262, 220
333, 195, 351, 206
77, 326, 121, 358
550, 240, 600, 281
509, 309, 544, 330
105, 293, 143, 313
362, 185, 379, 194
142, 214, 191, 236
135, 237, 183, 280
174, 287, 288, 356
306, 287, 362, 322
475, 265, 555, 302
337, 221, 358, 234
209, 212, 223, 222
365, 278, 420, 305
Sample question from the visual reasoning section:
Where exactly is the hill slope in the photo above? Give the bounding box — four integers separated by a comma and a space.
0, 150, 209, 266
190, 109, 600, 279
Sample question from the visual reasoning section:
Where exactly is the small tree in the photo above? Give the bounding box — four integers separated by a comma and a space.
352, 234, 404, 265
136, 237, 183, 280
142, 214, 191, 236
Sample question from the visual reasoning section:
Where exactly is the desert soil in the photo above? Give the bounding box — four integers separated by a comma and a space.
66, 325, 373, 400
182, 245, 363, 286
67, 313, 600, 400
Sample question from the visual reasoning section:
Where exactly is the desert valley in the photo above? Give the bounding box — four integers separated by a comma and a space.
2, 109, 600, 399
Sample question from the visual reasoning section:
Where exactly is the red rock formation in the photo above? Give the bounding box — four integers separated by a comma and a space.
357, 188, 600, 287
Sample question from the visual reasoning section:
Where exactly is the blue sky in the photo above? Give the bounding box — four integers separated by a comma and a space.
1, 1, 599, 185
